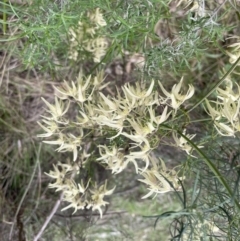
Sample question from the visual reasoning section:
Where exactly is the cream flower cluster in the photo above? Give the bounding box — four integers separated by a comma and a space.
204, 38, 240, 136
205, 77, 240, 137
138, 156, 184, 199
45, 162, 115, 218
68, 8, 108, 62
159, 77, 194, 110
38, 72, 196, 215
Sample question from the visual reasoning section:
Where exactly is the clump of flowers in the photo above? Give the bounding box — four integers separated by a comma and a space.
68, 8, 108, 62
205, 76, 240, 137
205, 38, 240, 137
38, 71, 199, 217
159, 77, 195, 110
138, 156, 184, 199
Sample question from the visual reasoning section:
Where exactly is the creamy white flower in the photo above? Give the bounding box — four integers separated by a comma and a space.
45, 162, 74, 192
217, 80, 240, 102
120, 132, 149, 145
95, 115, 124, 138
107, 154, 129, 174
125, 141, 152, 173
138, 90, 160, 106
205, 99, 221, 121
172, 130, 203, 157
87, 180, 115, 218
37, 120, 58, 137
86, 27, 97, 37
83, 37, 108, 63
159, 77, 195, 110
63, 179, 90, 199
88, 8, 107, 28
68, 8, 107, 62
92, 40, 108, 63
41, 97, 70, 122
97, 145, 118, 160
221, 99, 240, 124
44, 133, 83, 162
97, 92, 119, 112
76, 110, 91, 125
54, 74, 94, 103
205, 82, 240, 137
53, 80, 78, 100
122, 79, 154, 101
57, 133, 83, 162
226, 50, 240, 64
127, 118, 155, 137
114, 102, 132, 120
139, 171, 174, 198
92, 71, 109, 90
61, 196, 87, 214
226, 37, 240, 65
214, 122, 235, 137
97, 145, 131, 173
43, 133, 65, 147
75, 74, 94, 102
148, 105, 171, 125
138, 157, 182, 199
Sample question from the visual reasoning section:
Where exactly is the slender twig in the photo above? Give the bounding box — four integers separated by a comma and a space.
33, 192, 64, 241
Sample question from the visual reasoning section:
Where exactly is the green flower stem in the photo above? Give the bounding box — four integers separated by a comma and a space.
161, 124, 240, 211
